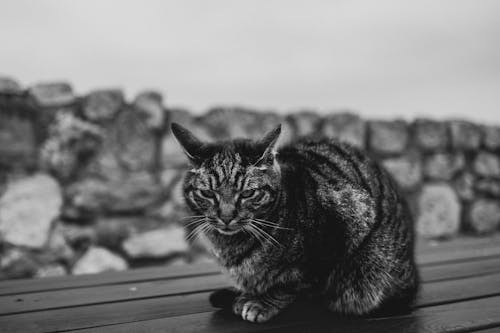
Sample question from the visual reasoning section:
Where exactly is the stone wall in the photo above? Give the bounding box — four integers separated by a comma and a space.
1, 76, 499, 280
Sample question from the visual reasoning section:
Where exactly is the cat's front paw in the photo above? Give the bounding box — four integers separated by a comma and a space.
233, 296, 279, 323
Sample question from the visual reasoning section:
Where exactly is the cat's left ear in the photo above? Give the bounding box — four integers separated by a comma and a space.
255, 124, 281, 166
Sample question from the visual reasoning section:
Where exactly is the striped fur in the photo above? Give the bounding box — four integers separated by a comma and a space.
171, 123, 419, 323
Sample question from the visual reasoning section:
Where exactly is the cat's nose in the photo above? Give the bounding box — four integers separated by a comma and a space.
219, 202, 236, 225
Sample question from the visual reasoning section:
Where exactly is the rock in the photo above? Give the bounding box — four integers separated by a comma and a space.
322, 112, 366, 149
29, 82, 74, 107
475, 179, 500, 198
64, 173, 163, 218
58, 223, 96, 250
40, 112, 103, 181
466, 199, 500, 234
200, 107, 282, 141
382, 155, 422, 191
0, 248, 37, 279
133, 90, 165, 129
0, 174, 62, 248
95, 217, 136, 250
72, 247, 128, 275
413, 119, 449, 151
416, 184, 461, 238
423, 153, 465, 180
483, 125, 500, 151
0, 76, 22, 93
450, 120, 482, 151
47, 225, 75, 263
35, 264, 67, 278
122, 225, 188, 259
453, 172, 476, 202
82, 89, 124, 122
287, 111, 321, 137
0, 112, 37, 169
162, 109, 212, 168
473, 152, 500, 178
368, 120, 408, 155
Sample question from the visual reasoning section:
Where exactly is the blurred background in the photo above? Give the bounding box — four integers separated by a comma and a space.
1, 0, 500, 122
1, 1, 500, 280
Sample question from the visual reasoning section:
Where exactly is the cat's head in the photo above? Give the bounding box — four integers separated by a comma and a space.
171, 123, 282, 235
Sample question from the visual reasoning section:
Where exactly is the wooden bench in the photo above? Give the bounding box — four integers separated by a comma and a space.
1, 235, 500, 332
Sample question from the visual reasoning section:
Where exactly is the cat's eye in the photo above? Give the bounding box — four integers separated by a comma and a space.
240, 189, 256, 199
199, 190, 216, 199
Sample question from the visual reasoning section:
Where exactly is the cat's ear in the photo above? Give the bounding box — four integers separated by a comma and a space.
255, 124, 281, 166
170, 122, 204, 164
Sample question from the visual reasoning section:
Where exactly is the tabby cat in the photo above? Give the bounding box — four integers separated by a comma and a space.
171, 122, 419, 323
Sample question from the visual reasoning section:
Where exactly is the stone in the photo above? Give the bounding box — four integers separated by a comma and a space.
287, 111, 321, 137
382, 155, 422, 191
483, 125, 500, 151
450, 120, 482, 151
82, 89, 124, 122
416, 184, 461, 238
475, 179, 500, 197
29, 82, 74, 107
35, 264, 67, 278
413, 119, 449, 151
58, 223, 96, 250
423, 153, 465, 180
64, 173, 163, 218
453, 172, 476, 202
200, 107, 282, 140
466, 199, 500, 234
122, 225, 188, 259
47, 225, 75, 263
0, 76, 22, 93
0, 112, 37, 168
72, 246, 128, 275
40, 112, 103, 181
368, 120, 408, 154
0, 248, 37, 280
133, 90, 165, 129
95, 217, 136, 250
473, 152, 500, 178
0, 174, 62, 248
162, 109, 212, 168
322, 112, 366, 149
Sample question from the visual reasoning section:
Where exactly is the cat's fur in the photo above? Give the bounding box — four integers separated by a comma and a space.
171, 122, 419, 323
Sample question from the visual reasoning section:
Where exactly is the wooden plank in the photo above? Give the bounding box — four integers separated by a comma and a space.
2, 256, 500, 316
423, 256, 500, 282
1, 271, 500, 332
474, 328, 500, 333
68, 295, 500, 333
0, 235, 498, 296
417, 245, 500, 266
416, 234, 500, 254
0, 263, 220, 296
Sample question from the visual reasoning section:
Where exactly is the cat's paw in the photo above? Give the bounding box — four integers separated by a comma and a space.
233, 297, 279, 323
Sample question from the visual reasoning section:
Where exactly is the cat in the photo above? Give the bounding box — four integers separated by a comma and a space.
171, 122, 419, 323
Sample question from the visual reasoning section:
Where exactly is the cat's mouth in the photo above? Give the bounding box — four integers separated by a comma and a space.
215, 227, 241, 235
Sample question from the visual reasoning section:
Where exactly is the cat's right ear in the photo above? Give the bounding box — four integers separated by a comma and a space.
170, 123, 204, 164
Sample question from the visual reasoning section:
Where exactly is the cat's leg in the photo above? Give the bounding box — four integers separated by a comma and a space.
232, 289, 296, 323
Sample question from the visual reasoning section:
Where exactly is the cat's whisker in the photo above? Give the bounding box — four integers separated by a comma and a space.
250, 219, 293, 231
183, 217, 208, 228
247, 223, 282, 249
244, 224, 266, 247
185, 221, 209, 242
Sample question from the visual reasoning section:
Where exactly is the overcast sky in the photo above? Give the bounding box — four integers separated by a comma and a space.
1, 0, 499, 123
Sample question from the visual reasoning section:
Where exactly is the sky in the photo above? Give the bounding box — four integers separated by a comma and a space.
1, 0, 499, 123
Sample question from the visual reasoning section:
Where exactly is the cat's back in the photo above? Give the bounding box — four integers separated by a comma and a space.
277, 137, 384, 194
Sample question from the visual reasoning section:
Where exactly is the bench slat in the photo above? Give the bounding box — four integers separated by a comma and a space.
67, 295, 500, 333
1, 256, 500, 315
1, 271, 499, 332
